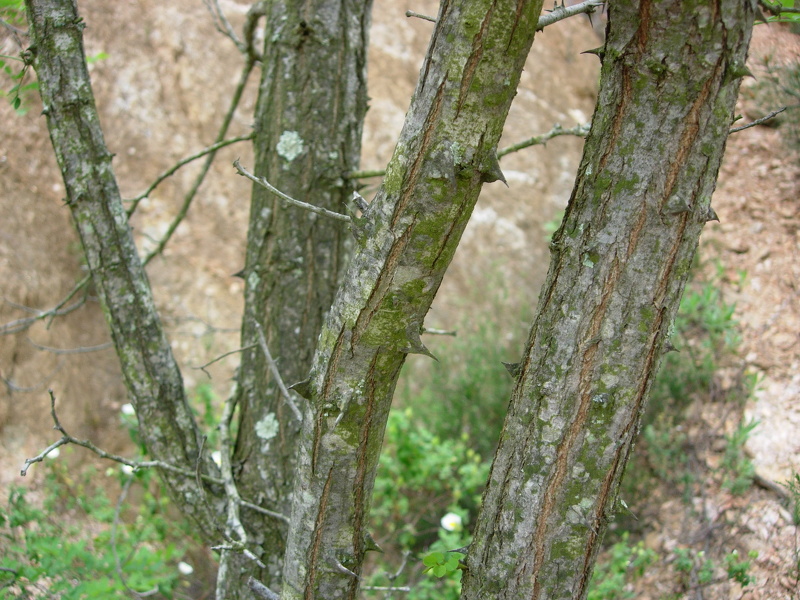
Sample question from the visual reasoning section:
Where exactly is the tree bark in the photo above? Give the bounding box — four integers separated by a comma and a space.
460, 1, 756, 599
276, 1, 545, 598
24, 0, 221, 540
224, 0, 373, 595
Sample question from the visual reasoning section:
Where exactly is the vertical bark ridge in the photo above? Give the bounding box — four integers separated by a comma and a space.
461, 1, 756, 598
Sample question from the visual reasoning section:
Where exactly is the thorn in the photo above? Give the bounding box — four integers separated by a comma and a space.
581, 46, 605, 61
703, 205, 720, 223
289, 377, 313, 400
232, 268, 247, 279
502, 361, 522, 379
400, 323, 439, 361
755, 6, 769, 23
364, 531, 384, 553
481, 153, 507, 186
332, 560, 359, 579
663, 339, 679, 353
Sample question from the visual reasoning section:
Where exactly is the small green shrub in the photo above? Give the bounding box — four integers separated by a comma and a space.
587, 533, 657, 600
721, 420, 759, 495
0, 477, 184, 599
371, 408, 488, 552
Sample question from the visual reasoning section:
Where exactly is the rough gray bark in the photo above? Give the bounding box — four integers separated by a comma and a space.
225, 1, 372, 595
24, 0, 221, 539
276, 1, 545, 598
460, 1, 756, 599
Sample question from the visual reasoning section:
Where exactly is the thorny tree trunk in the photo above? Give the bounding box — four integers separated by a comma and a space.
277, 0, 544, 598
24, 0, 224, 540
225, 1, 372, 595
461, 1, 756, 599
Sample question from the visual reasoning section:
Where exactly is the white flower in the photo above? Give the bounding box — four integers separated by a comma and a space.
178, 561, 194, 576
440, 512, 462, 532
47, 447, 61, 459
211, 451, 222, 467
121, 464, 134, 475
121, 403, 135, 416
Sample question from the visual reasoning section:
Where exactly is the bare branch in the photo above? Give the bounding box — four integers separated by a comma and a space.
125, 133, 254, 215
2, 360, 64, 393
422, 327, 457, 337
141, 59, 256, 266
248, 577, 280, 600
348, 168, 387, 179
243, 2, 267, 62
193, 343, 258, 378
253, 321, 304, 421
729, 106, 787, 133
218, 385, 248, 545
234, 160, 352, 223
26, 338, 113, 355
405, 10, 436, 22
1, 275, 90, 335
536, 0, 605, 31
498, 122, 590, 158
350, 122, 590, 183
239, 499, 290, 525
202, 0, 244, 52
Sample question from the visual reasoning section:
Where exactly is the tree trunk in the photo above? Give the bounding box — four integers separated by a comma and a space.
460, 1, 756, 599
276, 1, 545, 598
224, 1, 373, 595
24, 0, 221, 540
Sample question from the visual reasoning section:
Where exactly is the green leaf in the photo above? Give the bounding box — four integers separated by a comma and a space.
423, 551, 445, 567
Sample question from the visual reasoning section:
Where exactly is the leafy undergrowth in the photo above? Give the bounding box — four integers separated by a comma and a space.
365, 257, 800, 600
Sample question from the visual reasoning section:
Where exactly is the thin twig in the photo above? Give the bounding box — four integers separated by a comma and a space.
239, 499, 290, 524
728, 106, 787, 133
350, 123, 589, 183
243, 2, 267, 62
253, 321, 303, 421
422, 327, 457, 337
218, 385, 248, 545
536, 0, 605, 31
405, 10, 436, 22
2, 360, 64, 393
348, 168, 388, 179
193, 343, 258, 378
142, 58, 256, 266
498, 122, 590, 158
126, 134, 254, 215
363, 586, 412, 593
26, 338, 113, 355
248, 577, 280, 600
1, 275, 90, 335
202, 0, 244, 52
234, 160, 352, 223
20, 392, 291, 524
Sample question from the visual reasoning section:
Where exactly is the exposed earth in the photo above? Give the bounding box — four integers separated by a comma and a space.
0, 2, 798, 598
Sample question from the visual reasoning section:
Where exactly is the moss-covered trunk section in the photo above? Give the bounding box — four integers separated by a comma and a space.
25, 0, 219, 539
227, 1, 373, 594
461, 1, 755, 599
277, 1, 545, 598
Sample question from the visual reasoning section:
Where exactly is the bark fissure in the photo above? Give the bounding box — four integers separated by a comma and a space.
456, 0, 496, 117
462, 1, 755, 598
